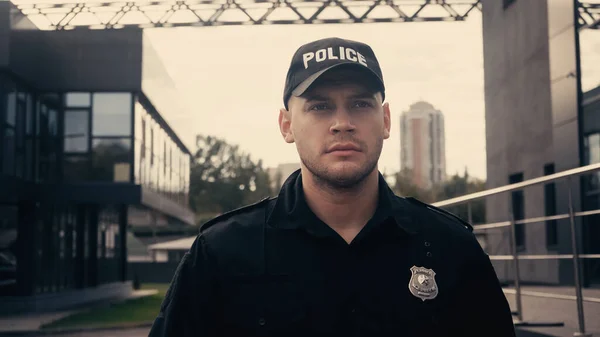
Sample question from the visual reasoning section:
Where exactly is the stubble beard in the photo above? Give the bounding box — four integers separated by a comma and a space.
299, 138, 383, 191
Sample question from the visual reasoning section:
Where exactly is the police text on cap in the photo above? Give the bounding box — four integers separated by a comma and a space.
302, 47, 368, 69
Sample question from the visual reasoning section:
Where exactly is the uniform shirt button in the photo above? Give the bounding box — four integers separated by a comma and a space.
424, 241, 431, 247
258, 318, 266, 326
426, 252, 432, 257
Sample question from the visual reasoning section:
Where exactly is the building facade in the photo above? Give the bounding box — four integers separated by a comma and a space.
481, 0, 599, 287
400, 101, 447, 190
0, 2, 193, 312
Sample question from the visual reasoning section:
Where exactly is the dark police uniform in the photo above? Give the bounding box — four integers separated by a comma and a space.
149, 170, 516, 337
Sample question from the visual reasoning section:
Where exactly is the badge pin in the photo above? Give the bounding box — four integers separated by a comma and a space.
408, 266, 438, 301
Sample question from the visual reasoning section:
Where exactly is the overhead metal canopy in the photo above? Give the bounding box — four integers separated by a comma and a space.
11, 0, 600, 31
12, 0, 483, 30
579, 1, 600, 29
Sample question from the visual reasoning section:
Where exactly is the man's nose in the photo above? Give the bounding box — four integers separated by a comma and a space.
330, 108, 356, 133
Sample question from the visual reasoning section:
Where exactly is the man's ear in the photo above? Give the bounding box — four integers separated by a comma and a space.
279, 108, 295, 143
383, 102, 391, 139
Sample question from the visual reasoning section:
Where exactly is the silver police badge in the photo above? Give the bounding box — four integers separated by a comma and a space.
408, 266, 438, 301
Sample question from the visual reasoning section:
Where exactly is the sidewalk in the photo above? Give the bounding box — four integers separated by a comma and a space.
505, 285, 600, 337
0, 290, 157, 335
3, 286, 598, 336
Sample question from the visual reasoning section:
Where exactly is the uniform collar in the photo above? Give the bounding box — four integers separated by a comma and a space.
266, 169, 420, 235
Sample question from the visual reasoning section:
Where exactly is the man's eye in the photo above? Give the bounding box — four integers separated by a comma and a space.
353, 101, 372, 108
310, 103, 329, 111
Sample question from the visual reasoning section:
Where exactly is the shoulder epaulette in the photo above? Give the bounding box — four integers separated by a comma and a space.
405, 197, 473, 232
200, 197, 272, 232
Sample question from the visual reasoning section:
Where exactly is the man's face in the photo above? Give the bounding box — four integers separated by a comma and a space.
279, 68, 391, 188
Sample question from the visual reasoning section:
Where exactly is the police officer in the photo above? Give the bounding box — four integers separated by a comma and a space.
149, 37, 516, 337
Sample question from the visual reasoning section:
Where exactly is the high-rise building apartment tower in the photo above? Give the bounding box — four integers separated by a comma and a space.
400, 101, 447, 189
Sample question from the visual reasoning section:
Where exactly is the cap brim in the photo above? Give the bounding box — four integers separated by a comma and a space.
291, 62, 383, 98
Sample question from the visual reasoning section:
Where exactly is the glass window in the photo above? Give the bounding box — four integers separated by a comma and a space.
134, 138, 142, 185
63, 156, 89, 182
509, 173, 525, 248
16, 101, 25, 148
0, 205, 18, 296
2, 128, 15, 175
173, 148, 180, 177
36, 104, 48, 181
25, 137, 34, 180
66, 93, 91, 108
503, 0, 516, 9
584, 133, 600, 193
544, 164, 558, 247
178, 151, 184, 194
6, 91, 16, 126
64, 110, 89, 153
37, 103, 47, 136
156, 127, 163, 164
134, 101, 144, 141
91, 138, 131, 182
184, 155, 190, 203
142, 143, 148, 187
26, 94, 34, 135
165, 139, 173, 177
150, 126, 154, 166
92, 93, 131, 136
141, 119, 146, 158
587, 133, 600, 164
48, 109, 58, 137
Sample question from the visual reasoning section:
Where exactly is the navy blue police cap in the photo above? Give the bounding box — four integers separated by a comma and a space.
283, 37, 386, 110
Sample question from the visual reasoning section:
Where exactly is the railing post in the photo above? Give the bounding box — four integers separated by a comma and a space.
467, 202, 473, 224
567, 177, 589, 337
509, 214, 523, 323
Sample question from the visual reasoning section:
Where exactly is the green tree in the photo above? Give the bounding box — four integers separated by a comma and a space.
390, 169, 435, 203
271, 168, 284, 196
190, 135, 272, 221
433, 168, 487, 224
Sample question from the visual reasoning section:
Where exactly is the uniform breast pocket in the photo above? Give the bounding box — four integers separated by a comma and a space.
219, 274, 309, 336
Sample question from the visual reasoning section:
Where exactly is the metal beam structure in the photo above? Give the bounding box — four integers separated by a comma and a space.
12, 0, 600, 31
13, 0, 485, 30
579, 1, 600, 29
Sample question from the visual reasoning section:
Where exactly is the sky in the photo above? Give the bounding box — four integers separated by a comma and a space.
12, 0, 600, 181
144, 14, 488, 179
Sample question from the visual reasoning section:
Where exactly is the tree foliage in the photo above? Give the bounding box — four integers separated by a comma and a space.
391, 168, 487, 225
390, 169, 436, 203
189, 135, 272, 220
434, 169, 487, 225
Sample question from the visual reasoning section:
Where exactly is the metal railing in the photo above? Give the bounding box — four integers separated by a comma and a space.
431, 162, 600, 337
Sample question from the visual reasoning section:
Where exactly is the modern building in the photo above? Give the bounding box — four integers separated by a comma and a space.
147, 236, 196, 263
481, 0, 599, 287
400, 101, 447, 190
0, 2, 194, 312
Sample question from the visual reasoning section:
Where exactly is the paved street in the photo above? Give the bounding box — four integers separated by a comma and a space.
505, 286, 600, 337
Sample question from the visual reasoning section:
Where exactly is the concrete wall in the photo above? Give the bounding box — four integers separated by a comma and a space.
9, 28, 143, 91
546, 0, 585, 286
482, 0, 588, 285
482, 0, 558, 284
